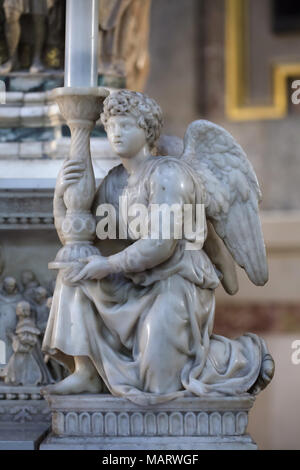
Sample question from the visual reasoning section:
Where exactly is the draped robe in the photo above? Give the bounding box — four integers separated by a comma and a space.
43, 156, 266, 404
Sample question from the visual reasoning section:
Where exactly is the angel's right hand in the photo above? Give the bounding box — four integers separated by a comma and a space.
55, 159, 86, 198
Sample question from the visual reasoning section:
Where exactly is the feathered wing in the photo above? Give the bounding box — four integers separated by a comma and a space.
203, 221, 239, 295
181, 120, 268, 287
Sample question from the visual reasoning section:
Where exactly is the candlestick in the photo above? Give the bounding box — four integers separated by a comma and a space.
49, 86, 109, 270
64, 0, 99, 87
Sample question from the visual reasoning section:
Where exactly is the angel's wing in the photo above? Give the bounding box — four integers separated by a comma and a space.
181, 120, 268, 286
203, 221, 239, 295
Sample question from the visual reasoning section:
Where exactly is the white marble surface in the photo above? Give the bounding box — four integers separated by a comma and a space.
41, 394, 257, 450
43, 90, 273, 401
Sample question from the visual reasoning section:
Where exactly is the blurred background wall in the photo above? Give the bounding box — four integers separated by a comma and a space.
145, 0, 300, 449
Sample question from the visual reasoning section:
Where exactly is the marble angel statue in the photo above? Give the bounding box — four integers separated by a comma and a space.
42, 90, 274, 404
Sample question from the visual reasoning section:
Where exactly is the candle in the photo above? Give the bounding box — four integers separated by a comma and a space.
64, 0, 99, 87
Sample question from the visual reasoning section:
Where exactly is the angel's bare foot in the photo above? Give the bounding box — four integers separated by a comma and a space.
41, 372, 102, 395
41, 356, 102, 395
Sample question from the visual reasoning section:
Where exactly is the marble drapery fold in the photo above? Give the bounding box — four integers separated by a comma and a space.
43, 157, 266, 404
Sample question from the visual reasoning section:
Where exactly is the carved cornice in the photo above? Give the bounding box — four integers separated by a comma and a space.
0, 385, 50, 423
46, 394, 254, 438
0, 188, 54, 230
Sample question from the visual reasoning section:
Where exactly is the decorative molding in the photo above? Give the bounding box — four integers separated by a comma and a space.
0, 385, 44, 401
225, 0, 300, 121
0, 215, 54, 229
0, 386, 50, 424
47, 394, 254, 437
9, 406, 38, 423
53, 409, 250, 438
42, 395, 256, 450
0, 189, 54, 230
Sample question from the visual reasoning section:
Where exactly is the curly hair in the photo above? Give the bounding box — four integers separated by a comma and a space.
101, 90, 163, 149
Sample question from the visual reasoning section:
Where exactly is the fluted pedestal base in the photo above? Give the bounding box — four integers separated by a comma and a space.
40, 394, 257, 450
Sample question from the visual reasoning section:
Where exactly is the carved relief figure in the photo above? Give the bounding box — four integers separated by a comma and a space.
0, 276, 22, 362
98, 0, 151, 90
0, 270, 61, 384
42, 90, 274, 403
31, 286, 49, 333
1, 300, 51, 385
21, 269, 40, 302
0, 0, 56, 73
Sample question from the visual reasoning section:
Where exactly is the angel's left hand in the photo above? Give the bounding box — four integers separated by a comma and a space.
63, 255, 111, 283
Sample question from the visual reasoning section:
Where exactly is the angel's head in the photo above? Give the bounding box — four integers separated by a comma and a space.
101, 90, 163, 158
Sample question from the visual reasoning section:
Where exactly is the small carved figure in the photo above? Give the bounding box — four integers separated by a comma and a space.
43, 90, 274, 402
0, 0, 56, 74
21, 269, 39, 302
98, 0, 151, 90
0, 276, 22, 362
31, 286, 49, 333
1, 301, 51, 385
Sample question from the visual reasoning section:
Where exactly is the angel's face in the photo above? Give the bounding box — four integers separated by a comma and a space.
106, 115, 147, 159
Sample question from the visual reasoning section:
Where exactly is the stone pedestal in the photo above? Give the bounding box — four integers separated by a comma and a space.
0, 384, 50, 423
40, 394, 257, 450
0, 385, 50, 450
0, 422, 49, 450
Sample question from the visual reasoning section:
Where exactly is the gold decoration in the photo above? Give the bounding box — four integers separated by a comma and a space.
45, 46, 61, 69
226, 0, 300, 121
